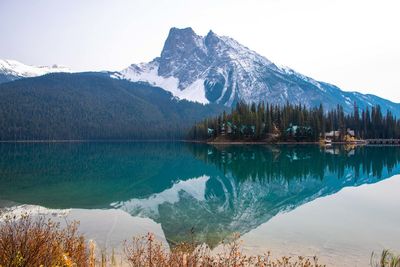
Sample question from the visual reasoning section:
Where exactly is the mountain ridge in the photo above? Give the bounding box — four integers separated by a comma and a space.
116, 27, 400, 117
0, 59, 70, 83
1, 28, 399, 117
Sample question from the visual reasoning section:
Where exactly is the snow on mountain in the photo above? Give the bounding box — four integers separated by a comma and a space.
116, 27, 400, 116
111, 175, 210, 218
0, 59, 70, 83
116, 61, 208, 104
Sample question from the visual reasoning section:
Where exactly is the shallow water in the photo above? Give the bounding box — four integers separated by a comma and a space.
1, 142, 399, 266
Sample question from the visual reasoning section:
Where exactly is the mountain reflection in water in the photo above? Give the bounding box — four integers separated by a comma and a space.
1, 143, 400, 247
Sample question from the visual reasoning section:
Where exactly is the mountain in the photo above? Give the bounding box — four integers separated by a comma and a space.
0, 72, 223, 140
116, 27, 400, 117
0, 59, 70, 83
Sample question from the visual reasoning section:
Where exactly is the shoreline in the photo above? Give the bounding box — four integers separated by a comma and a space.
1, 139, 399, 146
0, 139, 186, 143
206, 142, 368, 145
207, 141, 319, 145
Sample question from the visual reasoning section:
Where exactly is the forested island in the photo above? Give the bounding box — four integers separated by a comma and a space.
188, 101, 400, 143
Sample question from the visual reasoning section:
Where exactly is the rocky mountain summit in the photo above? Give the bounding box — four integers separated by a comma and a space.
117, 27, 400, 116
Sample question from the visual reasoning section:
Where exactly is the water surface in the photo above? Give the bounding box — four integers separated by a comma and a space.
1, 142, 399, 266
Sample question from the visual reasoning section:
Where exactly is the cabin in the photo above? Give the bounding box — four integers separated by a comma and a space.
347, 129, 355, 137
226, 122, 233, 134
221, 122, 234, 135
285, 124, 312, 139
240, 125, 255, 136
218, 121, 258, 137
325, 130, 340, 139
324, 128, 355, 141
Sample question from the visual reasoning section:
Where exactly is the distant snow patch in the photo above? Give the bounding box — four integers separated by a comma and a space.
0, 59, 70, 78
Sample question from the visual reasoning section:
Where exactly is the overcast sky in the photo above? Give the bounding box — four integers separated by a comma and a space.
1, 0, 399, 102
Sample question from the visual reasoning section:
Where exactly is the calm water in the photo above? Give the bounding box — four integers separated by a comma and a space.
1, 142, 400, 266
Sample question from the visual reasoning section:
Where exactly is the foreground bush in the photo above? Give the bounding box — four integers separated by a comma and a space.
0, 214, 88, 266
124, 233, 324, 267
371, 250, 400, 267
1, 214, 397, 267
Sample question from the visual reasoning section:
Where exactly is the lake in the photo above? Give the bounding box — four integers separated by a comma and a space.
1, 142, 400, 266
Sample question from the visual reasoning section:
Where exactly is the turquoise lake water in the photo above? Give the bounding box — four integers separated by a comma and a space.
1, 142, 399, 266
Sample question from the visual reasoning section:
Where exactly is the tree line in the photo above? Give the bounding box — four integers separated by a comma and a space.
188, 101, 400, 141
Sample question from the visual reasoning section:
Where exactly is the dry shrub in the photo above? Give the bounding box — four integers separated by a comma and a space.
371, 250, 400, 267
124, 232, 325, 267
1, 213, 399, 267
0, 213, 88, 266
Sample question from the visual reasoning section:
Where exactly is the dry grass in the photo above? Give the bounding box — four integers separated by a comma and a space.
3, 213, 396, 267
124, 233, 325, 267
0, 213, 88, 266
0, 214, 325, 266
371, 250, 400, 267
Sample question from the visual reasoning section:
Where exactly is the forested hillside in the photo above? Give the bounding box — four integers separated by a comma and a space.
0, 73, 224, 140
0, 73, 15, 84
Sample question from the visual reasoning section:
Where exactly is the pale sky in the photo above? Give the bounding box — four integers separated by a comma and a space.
0, 0, 399, 102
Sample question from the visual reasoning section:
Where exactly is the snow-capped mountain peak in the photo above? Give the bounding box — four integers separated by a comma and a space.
117, 27, 399, 116
116, 27, 281, 105
0, 59, 70, 83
